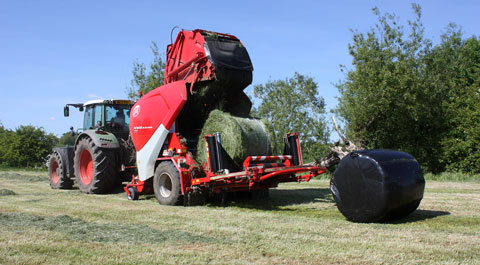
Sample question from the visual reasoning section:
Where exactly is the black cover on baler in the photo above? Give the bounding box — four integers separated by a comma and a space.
204, 36, 253, 72
330, 150, 425, 223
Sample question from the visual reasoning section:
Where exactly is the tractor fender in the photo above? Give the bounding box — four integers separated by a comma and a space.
52, 147, 75, 180
75, 130, 120, 149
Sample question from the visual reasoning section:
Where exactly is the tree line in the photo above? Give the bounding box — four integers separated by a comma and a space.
335, 4, 479, 173
0, 124, 74, 168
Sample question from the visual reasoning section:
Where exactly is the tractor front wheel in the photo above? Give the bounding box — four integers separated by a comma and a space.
127, 187, 139, 201
153, 162, 183, 205
47, 152, 73, 189
74, 137, 116, 194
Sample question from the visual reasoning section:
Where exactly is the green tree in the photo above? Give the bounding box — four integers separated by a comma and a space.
0, 125, 58, 168
0, 123, 17, 167
335, 4, 448, 172
56, 132, 76, 147
16, 125, 58, 167
335, 4, 480, 173
252, 72, 330, 162
430, 27, 480, 173
126, 42, 165, 101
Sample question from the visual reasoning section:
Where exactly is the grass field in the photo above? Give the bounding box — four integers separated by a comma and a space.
1, 170, 479, 264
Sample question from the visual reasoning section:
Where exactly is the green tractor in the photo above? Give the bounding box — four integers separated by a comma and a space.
47, 99, 136, 194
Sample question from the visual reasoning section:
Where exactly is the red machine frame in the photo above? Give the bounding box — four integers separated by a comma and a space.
125, 131, 327, 199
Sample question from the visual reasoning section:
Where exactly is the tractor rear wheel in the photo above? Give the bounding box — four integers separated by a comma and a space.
153, 162, 183, 205
48, 152, 73, 189
74, 137, 116, 194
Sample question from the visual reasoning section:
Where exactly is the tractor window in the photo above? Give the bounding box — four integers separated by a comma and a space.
94, 105, 102, 128
83, 106, 94, 129
105, 105, 131, 131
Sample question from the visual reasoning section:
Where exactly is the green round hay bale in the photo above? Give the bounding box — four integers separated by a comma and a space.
196, 110, 272, 166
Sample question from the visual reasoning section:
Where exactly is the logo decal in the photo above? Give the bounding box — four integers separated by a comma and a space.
132, 105, 140, 117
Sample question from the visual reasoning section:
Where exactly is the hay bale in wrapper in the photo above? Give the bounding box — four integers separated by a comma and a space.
196, 110, 273, 166
176, 81, 252, 142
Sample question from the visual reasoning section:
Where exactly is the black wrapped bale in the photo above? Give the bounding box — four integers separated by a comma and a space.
330, 150, 425, 223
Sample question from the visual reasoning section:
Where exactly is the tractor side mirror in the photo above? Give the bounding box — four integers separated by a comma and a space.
64, 106, 70, 117
70, 126, 76, 136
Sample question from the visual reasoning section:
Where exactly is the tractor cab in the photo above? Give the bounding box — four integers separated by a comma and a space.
82, 99, 133, 135
65, 99, 134, 139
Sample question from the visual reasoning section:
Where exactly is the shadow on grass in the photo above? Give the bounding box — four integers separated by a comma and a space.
110, 185, 128, 194
211, 188, 334, 211
388, 209, 451, 224
70, 184, 132, 195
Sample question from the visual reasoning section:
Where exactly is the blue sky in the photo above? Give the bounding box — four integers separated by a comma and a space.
1, 0, 479, 138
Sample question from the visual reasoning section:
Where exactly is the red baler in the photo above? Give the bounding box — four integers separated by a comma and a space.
124, 29, 327, 204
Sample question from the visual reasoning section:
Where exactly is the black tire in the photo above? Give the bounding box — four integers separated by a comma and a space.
47, 152, 73, 189
153, 162, 183, 205
127, 187, 139, 201
74, 137, 117, 194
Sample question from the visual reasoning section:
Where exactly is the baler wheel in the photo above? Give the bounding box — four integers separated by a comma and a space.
47, 152, 73, 189
74, 137, 116, 194
153, 162, 183, 205
127, 187, 139, 200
